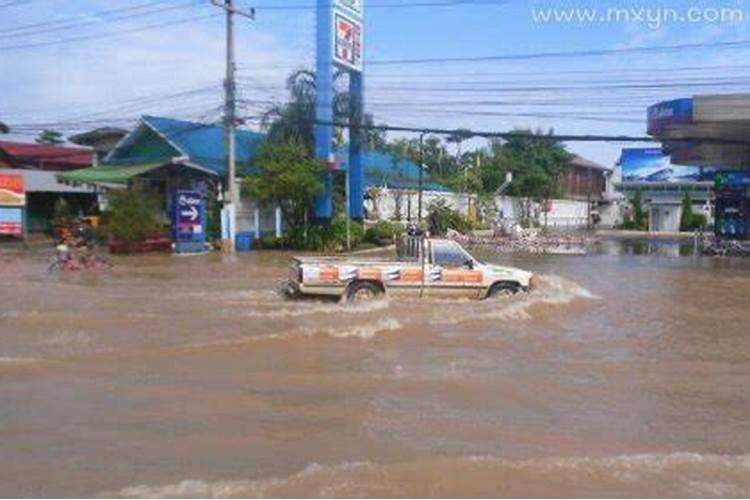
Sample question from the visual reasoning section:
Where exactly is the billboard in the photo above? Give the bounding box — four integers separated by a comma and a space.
0, 207, 23, 236
0, 174, 25, 206
333, 12, 363, 72
647, 98, 693, 135
620, 148, 716, 183
335, 0, 363, 17
174, 190, 204, 239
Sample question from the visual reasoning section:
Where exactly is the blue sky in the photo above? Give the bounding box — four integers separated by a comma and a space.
2, 0, 749, 166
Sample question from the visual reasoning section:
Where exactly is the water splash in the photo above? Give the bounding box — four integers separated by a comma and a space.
238, 298, 391, 319
430, 274, 599, 325
105, 453, 750, 498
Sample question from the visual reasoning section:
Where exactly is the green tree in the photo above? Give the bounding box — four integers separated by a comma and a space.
680, 193, 694, 232
502, 129, 570, 201
262, 69, 380, 154
35, 129, 65, 145
104, 187, 162, 243
0, 122, 9, 134
241, 141, 327, 229
631, 187, 648, 231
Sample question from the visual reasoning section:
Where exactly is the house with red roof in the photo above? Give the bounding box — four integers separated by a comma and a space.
0, 141, 97, 232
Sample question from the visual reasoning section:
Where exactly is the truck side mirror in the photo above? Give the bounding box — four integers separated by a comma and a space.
465, 259, 474, 270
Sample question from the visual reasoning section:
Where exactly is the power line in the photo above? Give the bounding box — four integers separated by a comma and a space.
0, 12, 220, 51
252, 0, 510, 11
0, 1, 204, 40
369, 38, 750, 65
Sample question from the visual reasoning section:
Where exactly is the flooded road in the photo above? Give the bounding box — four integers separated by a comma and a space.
1, 240, 749, 498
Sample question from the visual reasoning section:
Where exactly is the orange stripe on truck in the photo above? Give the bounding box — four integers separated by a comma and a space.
400, 268, 424, 282
319, 267, 339, 282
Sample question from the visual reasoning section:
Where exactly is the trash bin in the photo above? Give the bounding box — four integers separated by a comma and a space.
235, 232, 254, 252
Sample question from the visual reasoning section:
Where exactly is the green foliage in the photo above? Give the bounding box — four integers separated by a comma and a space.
427, 198, 472, 236
690, 212, 707, 230
502, 130, 570, 201
680, 193, 694, 232
283, 215, 364, 252
364, 220, 404, 246
103, 187, 162, 243
678, 193, 707, 231
623, 188, 649, 231
51, 198, 73, 230
35, 129, 64, 145
262, 69, 382, 155
380, 129, 568, 200
242, 142, 327, 228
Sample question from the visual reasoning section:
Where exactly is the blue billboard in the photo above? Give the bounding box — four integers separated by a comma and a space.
620, 148, 718, 183
172, 190, 206, 254
647, 98, 693, 135
621, 148, 750, 186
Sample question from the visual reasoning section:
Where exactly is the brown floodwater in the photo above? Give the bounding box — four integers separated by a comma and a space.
1, 239, 749, 498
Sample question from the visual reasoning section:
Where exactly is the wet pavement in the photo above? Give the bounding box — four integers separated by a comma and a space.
1, 239, 749, 498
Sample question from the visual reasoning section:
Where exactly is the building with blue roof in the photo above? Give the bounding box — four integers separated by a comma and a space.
61, 115, 448, 192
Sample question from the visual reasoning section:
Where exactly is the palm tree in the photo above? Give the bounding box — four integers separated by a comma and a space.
447, 128, 473, 190
261, 69, 350, 154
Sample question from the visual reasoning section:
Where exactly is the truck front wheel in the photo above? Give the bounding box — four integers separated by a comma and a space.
487, 281, 520, 299
347, 281, 384, 302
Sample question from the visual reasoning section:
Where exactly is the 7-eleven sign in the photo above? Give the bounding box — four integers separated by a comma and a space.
333, 12, 363, 72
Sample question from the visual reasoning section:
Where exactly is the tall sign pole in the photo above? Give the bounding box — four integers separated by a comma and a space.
313, 0, 335, 220
212, 0, 254, 252
314, 0, 364, 222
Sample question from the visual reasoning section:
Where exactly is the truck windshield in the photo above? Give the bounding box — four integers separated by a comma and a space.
433, 241, 477, 267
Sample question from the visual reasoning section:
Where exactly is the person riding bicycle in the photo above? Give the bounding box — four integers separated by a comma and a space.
71, 218, 97, 265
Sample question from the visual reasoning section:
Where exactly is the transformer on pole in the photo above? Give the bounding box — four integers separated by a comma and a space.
314, 0, 365, 221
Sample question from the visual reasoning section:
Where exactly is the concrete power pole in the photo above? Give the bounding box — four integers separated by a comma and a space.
212, 0, 254, 253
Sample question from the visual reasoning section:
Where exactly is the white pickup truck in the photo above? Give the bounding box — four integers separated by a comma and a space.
286, 237, 536, 302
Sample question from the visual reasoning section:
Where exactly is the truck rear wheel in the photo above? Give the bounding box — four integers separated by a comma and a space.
487, 282, 520, 299
347, 281, 383, 302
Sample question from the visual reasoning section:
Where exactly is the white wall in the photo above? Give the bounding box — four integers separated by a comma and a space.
368, 189, 596, 230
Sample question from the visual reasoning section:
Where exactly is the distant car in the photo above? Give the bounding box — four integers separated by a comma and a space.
287, 237, 537, 302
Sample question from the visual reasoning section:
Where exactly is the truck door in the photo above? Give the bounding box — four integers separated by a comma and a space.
429, 240, 483, 298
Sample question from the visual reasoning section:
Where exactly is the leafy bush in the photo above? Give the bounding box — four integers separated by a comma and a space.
364, 220, 404, 246
103, 187, 163, 243
281, 215, 364, 252
689, 213, 708, 230
51, 198, 73, 230
257, 236, 285, 250
427, 199, 472, 236
680, 193, 708, 231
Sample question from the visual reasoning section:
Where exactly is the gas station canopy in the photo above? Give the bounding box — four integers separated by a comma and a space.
648, 94, 750, 169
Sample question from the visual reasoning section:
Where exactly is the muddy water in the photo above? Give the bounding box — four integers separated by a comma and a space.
1, 242, 749, 498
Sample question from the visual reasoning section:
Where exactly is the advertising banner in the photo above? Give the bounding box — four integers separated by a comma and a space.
175, 190, 204, 239
647, 98, 693, 135
0, 174, 25, 206
621, 148, 714, 183
333, 12, 363, 72
0, 207, 23, 236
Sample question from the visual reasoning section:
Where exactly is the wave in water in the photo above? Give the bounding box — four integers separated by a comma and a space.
430, 274, 599, 325
238, 298, 391, 319
184, 317, 403, 350
105, 453, 750, 498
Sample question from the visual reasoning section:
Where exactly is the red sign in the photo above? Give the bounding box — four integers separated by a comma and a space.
334, 12, 363, 72
0, 174, 25, 206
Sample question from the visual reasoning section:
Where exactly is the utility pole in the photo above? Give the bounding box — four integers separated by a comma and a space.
211, 0, 254, 253
418, 131, 425, 227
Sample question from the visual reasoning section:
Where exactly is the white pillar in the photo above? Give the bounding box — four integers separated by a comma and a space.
253, 205, 261, 239
275, 204, 282, 238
